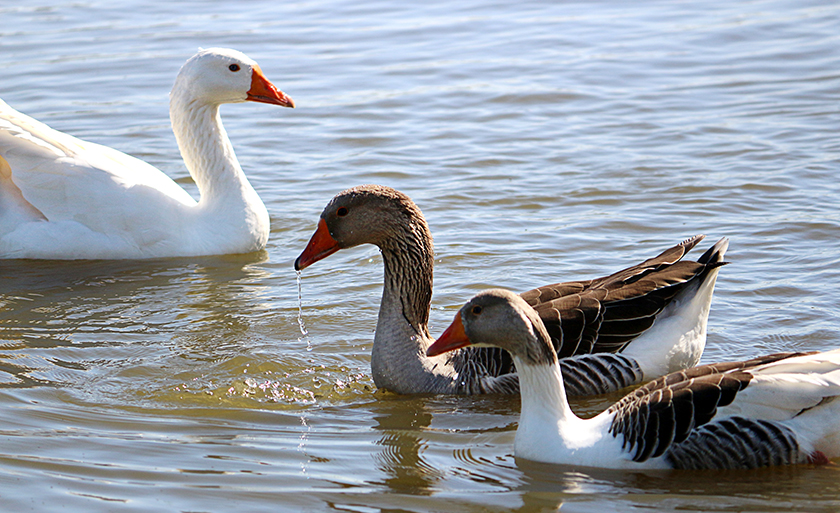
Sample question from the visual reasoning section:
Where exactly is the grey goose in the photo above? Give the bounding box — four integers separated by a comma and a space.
428, 289, 840, 469
295, 184, 728, 396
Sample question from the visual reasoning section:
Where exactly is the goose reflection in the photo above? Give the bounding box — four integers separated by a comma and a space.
0, 253, 272, 389
368, 394, 530, 495
370, 396, 445, 494
512, 455, 833, 511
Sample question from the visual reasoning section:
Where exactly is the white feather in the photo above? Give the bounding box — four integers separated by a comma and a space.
620, 260, 724, 377
0, 48, 290, 259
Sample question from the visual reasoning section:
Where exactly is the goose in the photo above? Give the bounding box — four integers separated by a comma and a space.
294, 184, 728, 396
0, 48, 294, 259
427, 289, 840, 469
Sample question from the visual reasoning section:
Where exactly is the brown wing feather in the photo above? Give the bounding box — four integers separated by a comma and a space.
519, 235, 727, 358
460, 236, 727, 393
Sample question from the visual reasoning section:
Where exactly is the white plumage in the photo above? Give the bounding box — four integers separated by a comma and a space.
0, 48, 294, 259
428, 288, 840, 470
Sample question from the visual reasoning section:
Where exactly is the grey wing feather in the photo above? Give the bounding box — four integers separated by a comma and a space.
607, 352, 810, 464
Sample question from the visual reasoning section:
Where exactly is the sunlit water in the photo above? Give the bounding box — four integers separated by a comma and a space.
2, 0, 840, 511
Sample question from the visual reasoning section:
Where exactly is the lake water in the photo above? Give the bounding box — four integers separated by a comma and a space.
2, 0, 840, 511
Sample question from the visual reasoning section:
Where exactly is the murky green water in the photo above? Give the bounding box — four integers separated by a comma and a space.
3, 1, 840, 511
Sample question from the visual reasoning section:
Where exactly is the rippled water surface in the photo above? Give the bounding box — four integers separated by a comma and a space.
3, 1, 840, 511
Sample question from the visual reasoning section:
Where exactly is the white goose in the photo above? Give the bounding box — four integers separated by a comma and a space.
0, 48, 294, 260
295, 185, 728, 397
428, 289, 840, 470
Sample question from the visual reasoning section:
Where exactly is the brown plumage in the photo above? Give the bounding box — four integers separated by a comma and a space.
522, 234, 727, 357
296, 185, 728, 396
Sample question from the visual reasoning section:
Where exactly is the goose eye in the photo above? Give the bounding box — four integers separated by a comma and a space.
471, 306, 483, 315
336, 207, 349, 217
229, 64, 241, 72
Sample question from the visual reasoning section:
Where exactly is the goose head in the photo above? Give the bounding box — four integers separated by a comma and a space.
172, 47, 295, 108
427, 289, 557, 365
295, 185, 430, 270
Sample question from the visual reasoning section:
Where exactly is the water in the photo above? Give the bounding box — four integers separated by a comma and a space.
2, 0, 840, 510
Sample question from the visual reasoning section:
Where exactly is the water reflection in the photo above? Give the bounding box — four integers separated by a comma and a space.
512, 446, 840, 510
0, 253, 273, 389
0, 353, 55, 388
368, 394, 527, 495
370, 395, 446, 494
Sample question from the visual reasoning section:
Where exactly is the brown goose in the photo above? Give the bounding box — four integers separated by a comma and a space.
428, 289, 840, 469
295, 184, 728, 396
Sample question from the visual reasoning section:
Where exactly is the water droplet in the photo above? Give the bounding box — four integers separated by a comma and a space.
296, 270, 312, 352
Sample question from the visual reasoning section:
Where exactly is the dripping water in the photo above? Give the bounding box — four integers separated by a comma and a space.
296, 270, 312, 352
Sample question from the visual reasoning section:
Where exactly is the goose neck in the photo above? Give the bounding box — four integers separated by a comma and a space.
515, 357, 576, 425
169, 95, 258, 210
377, 222, 434, 335
369, 222, 447, 392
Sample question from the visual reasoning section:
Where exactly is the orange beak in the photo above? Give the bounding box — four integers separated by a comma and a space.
295, 219, 341, 271
427, 311, 471, 357
247, 65, 295, 108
